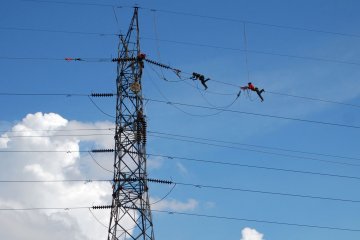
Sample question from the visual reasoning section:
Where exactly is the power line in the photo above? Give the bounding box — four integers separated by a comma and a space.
266, 91, 360, 109
18, 0, 360, 40
152, 209, 360, 233
0, 127, 114, 134
147, 153, 360, 181
1, 178, 360, 204
0, 206, 89, 211
0, 204, 358, 233
0, 26, 116, 36
0, 148, 359, 181
145, 98, 360, 130
0, 201, 359, 233
0, 125, 358, 162
1, 135, 358, 167
2, 41, 360, 68
19, 0, 121, 7
0, 56, 111, 62
149, 134, 360, 167
148, 131, 360, 161
0, 92, 358, 130
143, 37, 360, 67
0, 133, 112, 138
173, 181, 360, 204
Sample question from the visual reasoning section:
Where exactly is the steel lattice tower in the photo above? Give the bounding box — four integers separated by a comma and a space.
108, 8, 155, 240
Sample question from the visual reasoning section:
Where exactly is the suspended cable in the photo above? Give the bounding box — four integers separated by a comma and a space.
0, 204, 358, 233
87, 96, 116, 118
142, 37, 360, 67
1, 178, 360, 204
152, 209, 360, 233
147, 153, 360, 181
1, 148, 359, 180
0, 206, 89, 211
150, 183, 177, 205
88, 151, 113, 173
18, 1, 360, 40
0, 26, 117, 36
0, 133, 112, 138
145, 98, 360, 129
0, 93, 360, 129
242, 23, 250, 83
267, 91, 360, 109
149, 133, 360, 167
88, 208, 108, 229
148, 130, 360, 161
1, 127, 359, 165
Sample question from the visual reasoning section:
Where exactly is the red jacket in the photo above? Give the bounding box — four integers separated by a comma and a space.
248, 83, 255, 91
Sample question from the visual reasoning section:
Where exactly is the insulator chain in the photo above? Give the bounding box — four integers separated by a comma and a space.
111, 57, 136, 62
93, 205, 137, 210
91, 149, 115, 153
148, 178, 173, 185
93, 205, 112, 209
91, 93, 114, 97
111, 177, 172, 185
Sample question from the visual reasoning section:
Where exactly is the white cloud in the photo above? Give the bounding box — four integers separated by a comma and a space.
151, 198, 198, 211
176, 162, 188, 175
0, 112, 128, 240
148, 155, 165, 170
240, 227, 264, 240
0, 112, 200, 239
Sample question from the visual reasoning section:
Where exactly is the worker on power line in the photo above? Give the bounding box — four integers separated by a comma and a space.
241, 82, 265, 102
191, 72, 210, 90
137, 53, 146, 69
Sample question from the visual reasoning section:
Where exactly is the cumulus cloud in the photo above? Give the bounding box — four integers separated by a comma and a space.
240, 227, 264, 240
0, 113, 125, 240
0, 112, 199, 239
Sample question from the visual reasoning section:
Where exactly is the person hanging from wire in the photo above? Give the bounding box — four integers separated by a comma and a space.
191, 72, 210, 90
241, 82, 265, 102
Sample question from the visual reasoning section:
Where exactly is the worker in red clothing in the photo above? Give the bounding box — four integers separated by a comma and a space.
241, 82, 265, 101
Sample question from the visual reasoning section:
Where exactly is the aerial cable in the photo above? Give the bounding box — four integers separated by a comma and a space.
112, 6, 121, 33
147, 68, 223, 117
0, 204, 358, 233
148, 133, 360, 167
147, 153, 360, 181
2, 127, 357, 161
145, 98, 360, 129
18, 1, 360, 40
151, 9, 167, 81
0, 134, 112, 139
151, 209, 360, 233
87, 95, 116, 118
173, 181, 360, 204
0, 92, 358, 127
148, 63, 183, 83
148, 130, 360, 161
0, 127, 114, 134
243, 22, 250, 83
88, 208, 108, 229
194, 82, 241, 111
0, 148, 359, 180
87, 151, 113, 173
267, 90, 360, 109
150, 183, 177, 206
2, 178, 360, 204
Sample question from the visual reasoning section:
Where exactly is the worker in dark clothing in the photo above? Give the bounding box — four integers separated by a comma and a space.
191, 72, 210, 90
241, 82, 265, 101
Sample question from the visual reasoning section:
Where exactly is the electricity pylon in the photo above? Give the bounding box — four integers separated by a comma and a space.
107, 7, 155, 240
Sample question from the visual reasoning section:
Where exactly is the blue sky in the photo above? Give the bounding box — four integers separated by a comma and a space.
1, 0, 360, 239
